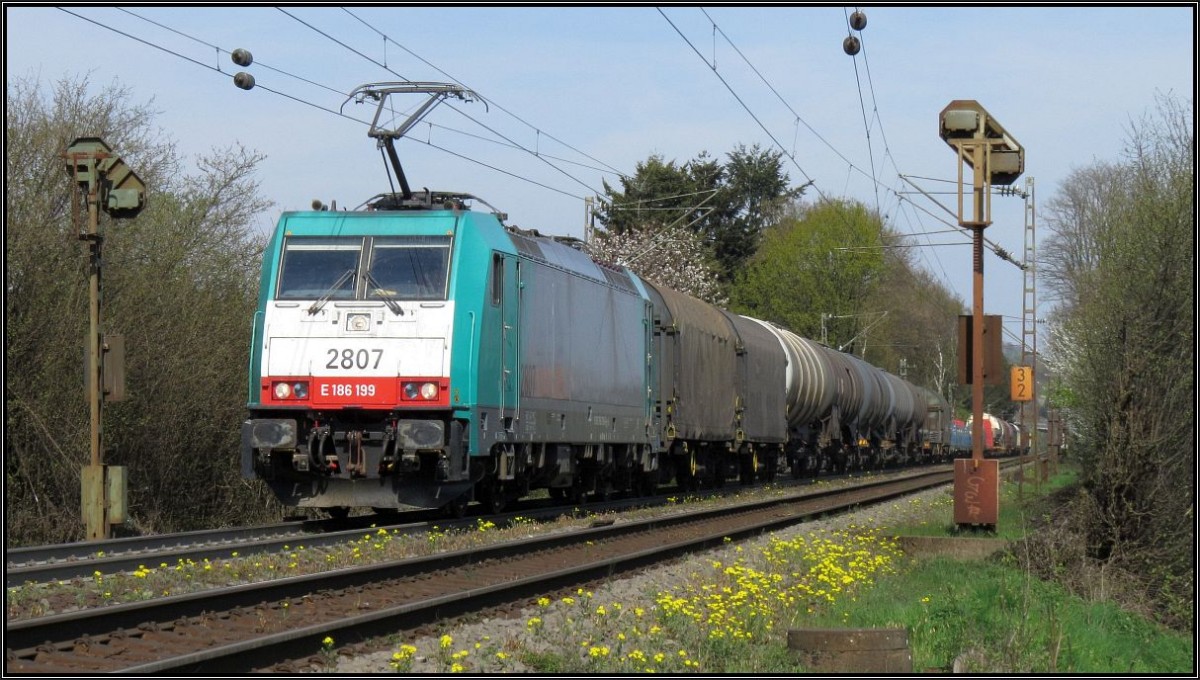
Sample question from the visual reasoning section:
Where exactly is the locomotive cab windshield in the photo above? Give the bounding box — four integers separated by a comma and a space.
277, 235, 452, 302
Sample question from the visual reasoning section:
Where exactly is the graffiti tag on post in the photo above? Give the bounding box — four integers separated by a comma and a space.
954, 458, 999, 526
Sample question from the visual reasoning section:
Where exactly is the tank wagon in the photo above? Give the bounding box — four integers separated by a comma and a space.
960, 413, 1027, 458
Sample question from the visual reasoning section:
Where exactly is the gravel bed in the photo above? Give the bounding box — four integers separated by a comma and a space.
317, 481, 957, 674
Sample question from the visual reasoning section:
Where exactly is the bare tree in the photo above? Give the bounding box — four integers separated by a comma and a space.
6, 74, 277, 544
1041, 92, 1194, 628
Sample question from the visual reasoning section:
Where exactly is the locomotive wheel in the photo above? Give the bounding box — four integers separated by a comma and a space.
484, 490, 506, 514
549, 486, 566, 503
445, 494, 469, 518
480, 481, 507, 514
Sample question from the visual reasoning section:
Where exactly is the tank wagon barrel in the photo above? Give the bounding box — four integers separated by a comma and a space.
746, 319, 836, 429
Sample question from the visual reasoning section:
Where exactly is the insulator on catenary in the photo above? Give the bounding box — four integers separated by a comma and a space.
231, 48, 253, 67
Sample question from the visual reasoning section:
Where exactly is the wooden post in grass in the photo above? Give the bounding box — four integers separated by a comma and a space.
788, 628, 912, 673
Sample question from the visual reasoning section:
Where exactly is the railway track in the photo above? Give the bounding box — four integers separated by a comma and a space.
6, 466, 964, 674
5, 469, 871, 587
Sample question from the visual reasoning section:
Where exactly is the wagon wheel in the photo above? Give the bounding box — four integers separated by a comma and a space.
569, 482, 587, 506
325, 506, 351, 520
592, 481, 613, 503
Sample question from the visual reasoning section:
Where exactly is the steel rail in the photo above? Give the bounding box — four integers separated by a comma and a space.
6, 467, 969, 672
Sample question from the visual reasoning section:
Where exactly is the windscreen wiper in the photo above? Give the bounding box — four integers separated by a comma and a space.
364, 271, 405, 316
307, 268, 356, 315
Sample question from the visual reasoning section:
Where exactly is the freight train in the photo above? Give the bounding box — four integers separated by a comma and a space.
239, 83, 1023, 518
239, 191, 1024, 517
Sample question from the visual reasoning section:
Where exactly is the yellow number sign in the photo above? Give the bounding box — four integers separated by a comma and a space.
1010, 365, 1033, 402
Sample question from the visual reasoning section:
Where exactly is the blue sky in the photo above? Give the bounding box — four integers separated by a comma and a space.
6, 6, 1195, 339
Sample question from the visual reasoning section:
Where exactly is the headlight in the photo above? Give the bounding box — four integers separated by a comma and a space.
271, 380, 309, 401
346, 313, 371, 332
402, 381, 441, 401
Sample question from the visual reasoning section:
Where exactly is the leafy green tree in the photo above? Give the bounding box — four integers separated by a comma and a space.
597, 154, 711, 236
597, 145, 802, 283
711, 144, 799, 276
5, 74, 276, 544
860, 246, 964, 404
727, 199, 886, 343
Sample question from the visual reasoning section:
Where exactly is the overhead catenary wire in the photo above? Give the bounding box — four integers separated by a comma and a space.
691, 10, 951, 266
340, 7, 628, 179
121, 7, 613, 180
843, 6, 882, 217
658, 7, 821, 196
698, 6, 1028, 292
115, 7, 346, 98
57, 7, 590, 203
57, 8, 363, 126
840, 6, 957, 291
277, 7, 607, 199
685, 6, 970, 328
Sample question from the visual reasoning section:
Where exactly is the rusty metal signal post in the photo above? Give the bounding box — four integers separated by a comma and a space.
939, 101, 1024, 528
64, 137, 146, 540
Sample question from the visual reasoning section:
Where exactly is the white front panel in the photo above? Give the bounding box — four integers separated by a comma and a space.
262, 301, 454, 377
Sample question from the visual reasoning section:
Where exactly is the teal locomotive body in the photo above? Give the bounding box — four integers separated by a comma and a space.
241, 199, 657, 514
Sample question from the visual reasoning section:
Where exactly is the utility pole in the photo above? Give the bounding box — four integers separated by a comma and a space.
584, 196, 595, 245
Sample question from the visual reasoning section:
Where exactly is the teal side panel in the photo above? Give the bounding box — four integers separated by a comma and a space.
446, 212, 519, 455
622, 272, 659, 449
